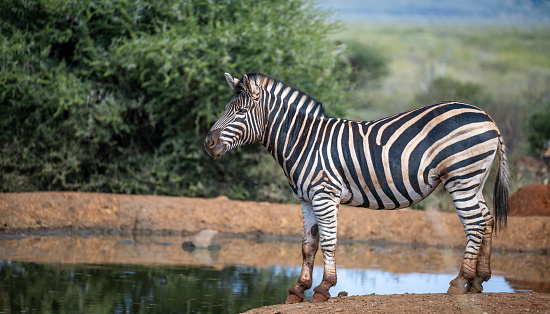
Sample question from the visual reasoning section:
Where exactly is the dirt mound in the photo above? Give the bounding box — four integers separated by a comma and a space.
509, 184, 550, 216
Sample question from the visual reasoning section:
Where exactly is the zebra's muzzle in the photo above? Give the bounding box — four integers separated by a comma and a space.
204, 128, 227, 158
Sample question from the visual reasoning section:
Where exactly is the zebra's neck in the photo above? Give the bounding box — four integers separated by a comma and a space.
258, 77, 328, 171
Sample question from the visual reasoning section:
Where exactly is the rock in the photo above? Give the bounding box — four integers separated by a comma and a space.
181, 241, 196, 251
181, 229, 221, 252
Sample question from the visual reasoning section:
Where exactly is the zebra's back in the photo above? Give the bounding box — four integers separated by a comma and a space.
308, 102, 501, 210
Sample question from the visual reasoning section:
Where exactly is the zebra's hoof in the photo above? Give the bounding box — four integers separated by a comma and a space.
468, 283, 483, 294
311, 286, 330, 303
285, 293, 303, 304
467, 274, 486, 294
285, 288, 305, 304
447, 276, 469, 294
447, 285, 467, 295
310, 292, 330, 303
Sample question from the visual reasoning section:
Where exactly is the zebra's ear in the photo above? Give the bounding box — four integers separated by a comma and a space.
225, 73, 240, 94
242, 74, 260, 99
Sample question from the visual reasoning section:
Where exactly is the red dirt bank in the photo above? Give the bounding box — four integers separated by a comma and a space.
1, 191, 549, 251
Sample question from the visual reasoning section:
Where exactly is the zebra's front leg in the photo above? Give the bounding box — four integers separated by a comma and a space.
286, 202, 319, 304
310, 197, 339, 303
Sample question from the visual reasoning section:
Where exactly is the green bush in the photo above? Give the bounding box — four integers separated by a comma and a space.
524, 69, 550, 156
526, 103, 550, 156
0, 0, 353, 201
345, 41, 388, 88
412, 77, 493, 108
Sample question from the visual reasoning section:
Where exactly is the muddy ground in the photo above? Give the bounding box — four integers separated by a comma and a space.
0, 188, 549, 312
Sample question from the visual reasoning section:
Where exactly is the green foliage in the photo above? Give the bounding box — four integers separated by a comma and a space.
412, 77, 493, 108
344, 41, 388, 88
333, 40, 389, 120
526, 103, 550, 156
0, 0, 355, 201
524, 69, 550, 156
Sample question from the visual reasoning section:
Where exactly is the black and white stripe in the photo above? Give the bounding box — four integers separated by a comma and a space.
205, 72, 510, 300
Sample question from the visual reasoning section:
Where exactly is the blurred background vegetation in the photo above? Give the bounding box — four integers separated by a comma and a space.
1, 0, 549, 205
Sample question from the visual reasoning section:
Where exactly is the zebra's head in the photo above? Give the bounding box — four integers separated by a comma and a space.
205, 73, 265, 158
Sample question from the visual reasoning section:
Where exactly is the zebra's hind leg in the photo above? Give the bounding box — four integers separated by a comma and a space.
286, 202, 319, 304
447, 191, 492, 295
469, 199, 494, 294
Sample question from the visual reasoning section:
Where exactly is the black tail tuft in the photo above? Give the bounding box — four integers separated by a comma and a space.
493, 138, 511, 234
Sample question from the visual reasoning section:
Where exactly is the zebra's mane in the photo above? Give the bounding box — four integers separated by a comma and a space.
243, 72, 327, 119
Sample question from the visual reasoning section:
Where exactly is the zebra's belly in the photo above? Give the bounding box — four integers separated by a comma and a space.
340, 176, 439, 210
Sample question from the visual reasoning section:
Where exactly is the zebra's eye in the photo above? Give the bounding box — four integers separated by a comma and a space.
238, 108, 247, 114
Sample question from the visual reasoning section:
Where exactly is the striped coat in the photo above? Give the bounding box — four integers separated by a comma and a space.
205, 72, 510, 303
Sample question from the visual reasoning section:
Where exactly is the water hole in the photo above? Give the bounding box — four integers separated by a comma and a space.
0, 234, 548, 313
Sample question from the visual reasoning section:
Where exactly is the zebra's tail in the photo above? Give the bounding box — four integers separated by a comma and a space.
493, 137, 511, 234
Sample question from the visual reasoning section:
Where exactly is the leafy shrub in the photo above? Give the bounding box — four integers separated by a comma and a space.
413, 76, 493, 108
344, 41, 388, 88
526, 103, 550, 156
524, 69, 550, 156
0, 0, 353, 201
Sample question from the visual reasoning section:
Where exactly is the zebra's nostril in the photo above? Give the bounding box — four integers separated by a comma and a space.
209, 140, 216, 148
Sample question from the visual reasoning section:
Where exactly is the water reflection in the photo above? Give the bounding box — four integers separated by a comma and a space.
0, 234, 548, 313
326, 268, 513, 296
0, 262, 299, 313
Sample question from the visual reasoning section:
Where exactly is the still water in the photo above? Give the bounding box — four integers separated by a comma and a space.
0, 234, 548, 313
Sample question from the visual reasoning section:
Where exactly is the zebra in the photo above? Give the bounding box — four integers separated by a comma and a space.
204, 72, 510, 303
